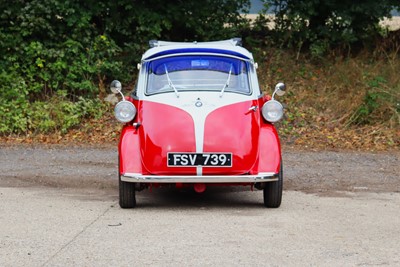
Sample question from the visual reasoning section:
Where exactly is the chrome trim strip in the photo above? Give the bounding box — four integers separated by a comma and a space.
121, 172, 278, 183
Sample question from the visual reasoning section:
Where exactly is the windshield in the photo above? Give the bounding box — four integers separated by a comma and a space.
146, 55, 251, 95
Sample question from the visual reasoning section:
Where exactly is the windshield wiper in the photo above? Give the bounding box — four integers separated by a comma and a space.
164, 64, 179, 98
220, 64, 233, 97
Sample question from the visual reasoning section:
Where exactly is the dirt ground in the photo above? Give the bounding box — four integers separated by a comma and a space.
0, 145, 398, 196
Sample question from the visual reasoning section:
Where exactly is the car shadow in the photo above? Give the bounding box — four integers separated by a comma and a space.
135, 186, 265, 209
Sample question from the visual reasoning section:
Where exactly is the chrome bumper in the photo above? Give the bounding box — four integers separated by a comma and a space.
121, 172, 278, 183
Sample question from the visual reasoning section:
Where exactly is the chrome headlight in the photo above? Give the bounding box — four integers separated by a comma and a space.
114, 101, 136, 123
262, 100, 284, 122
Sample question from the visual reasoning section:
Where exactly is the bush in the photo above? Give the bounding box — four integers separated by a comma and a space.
0, 92, 107, 135
0, 0, 250, 135
0, 0, 250, 101
261, 0, 399, 55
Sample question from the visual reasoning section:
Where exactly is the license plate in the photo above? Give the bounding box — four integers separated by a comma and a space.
167, 153, 232, 167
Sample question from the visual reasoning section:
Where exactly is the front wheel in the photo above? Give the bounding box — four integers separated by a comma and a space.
263, 162, 283, 208
119, 177, 136, 208
118, 158, 136, 208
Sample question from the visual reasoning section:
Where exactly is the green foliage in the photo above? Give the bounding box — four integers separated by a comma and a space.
261, 0, 400, 55
0, 98, 30, 134
347, 75, 400, 126
0, 0, 398, 137
30, 92, 106, 134
0, 0, 250, 135
0, 92, 107, 134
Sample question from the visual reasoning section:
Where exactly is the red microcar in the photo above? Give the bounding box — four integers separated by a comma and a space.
111, 38, 286, 208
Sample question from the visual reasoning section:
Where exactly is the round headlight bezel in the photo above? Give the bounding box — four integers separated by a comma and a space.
261, 100, 284, 123
114, 101, 136, 123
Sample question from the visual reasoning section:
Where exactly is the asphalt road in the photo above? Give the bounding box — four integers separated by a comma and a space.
0, 146, 399, 266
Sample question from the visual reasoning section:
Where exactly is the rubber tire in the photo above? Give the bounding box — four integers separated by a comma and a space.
118, 159, 136, 209
263, 162, 283, 208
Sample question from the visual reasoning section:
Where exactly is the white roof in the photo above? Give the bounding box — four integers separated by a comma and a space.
141, 38, 253, 61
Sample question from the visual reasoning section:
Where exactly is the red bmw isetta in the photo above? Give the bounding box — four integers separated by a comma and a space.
111, 38, 286, 208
